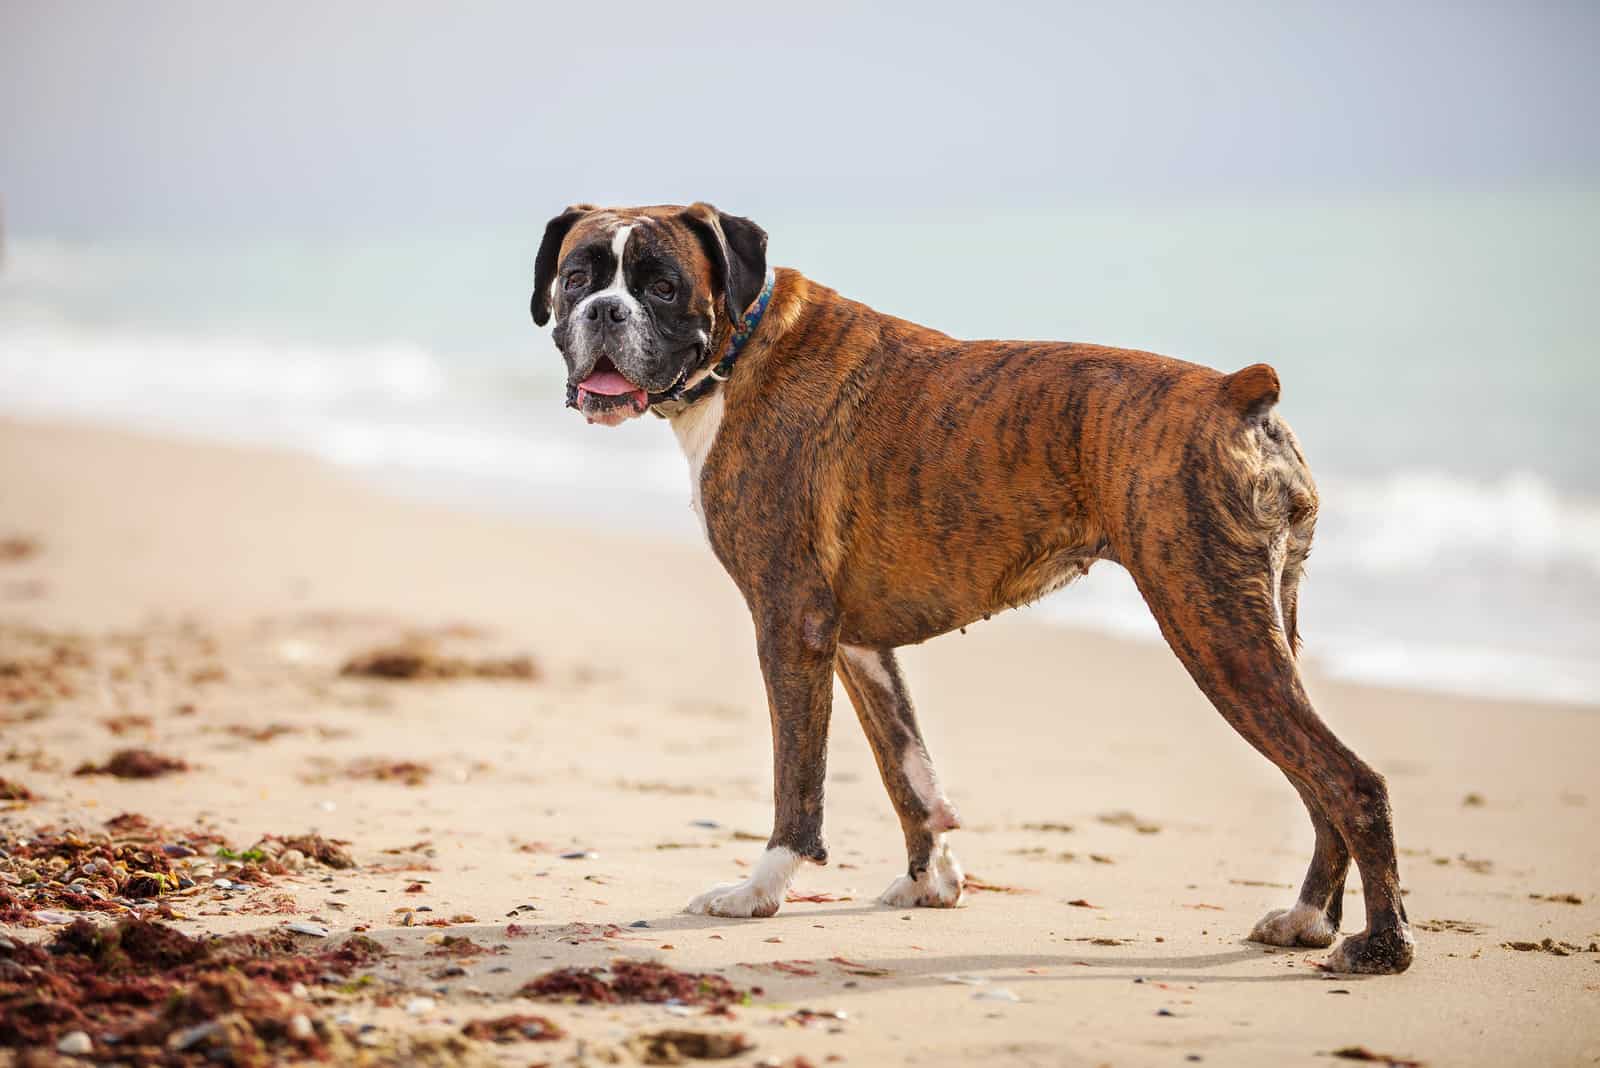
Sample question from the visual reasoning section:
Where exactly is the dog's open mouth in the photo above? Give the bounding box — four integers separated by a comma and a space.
575, 356, 650, 426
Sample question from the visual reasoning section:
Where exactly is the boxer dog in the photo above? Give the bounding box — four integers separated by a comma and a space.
529, 203, 1414, 974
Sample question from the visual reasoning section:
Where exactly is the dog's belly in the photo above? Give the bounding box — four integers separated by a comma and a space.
835, 541, 1105, 648
815, 344, 1127, 647
829, 487, 1113, 648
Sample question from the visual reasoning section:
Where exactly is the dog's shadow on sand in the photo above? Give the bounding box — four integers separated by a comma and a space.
668, 908, 1340, 989
387, 905, 1352, 1000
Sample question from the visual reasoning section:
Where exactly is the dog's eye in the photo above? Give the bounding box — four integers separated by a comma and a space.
564, 271, 589, 291
649, 279, 676, 301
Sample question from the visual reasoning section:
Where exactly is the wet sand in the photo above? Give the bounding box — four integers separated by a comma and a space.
2, 417, 1597, 1066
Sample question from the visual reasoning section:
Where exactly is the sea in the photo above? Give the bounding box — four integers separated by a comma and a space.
2, 186, 1596, 705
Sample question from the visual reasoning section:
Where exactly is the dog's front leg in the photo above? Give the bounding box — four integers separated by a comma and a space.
836, 645, 964, 908
685, 586, 837, 918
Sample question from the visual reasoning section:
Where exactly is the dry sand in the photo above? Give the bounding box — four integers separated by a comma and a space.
2, 417, 1597, 1066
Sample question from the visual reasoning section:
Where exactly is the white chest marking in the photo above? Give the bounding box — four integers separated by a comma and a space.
669, 389, 725, 541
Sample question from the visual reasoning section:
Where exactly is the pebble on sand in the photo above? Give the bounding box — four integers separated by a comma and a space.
56, 1032, 92, 1055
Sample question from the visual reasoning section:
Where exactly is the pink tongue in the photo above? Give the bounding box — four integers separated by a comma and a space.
578, 369, 641, 397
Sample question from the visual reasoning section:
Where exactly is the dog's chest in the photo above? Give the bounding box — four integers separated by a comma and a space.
668, 391, 726, 539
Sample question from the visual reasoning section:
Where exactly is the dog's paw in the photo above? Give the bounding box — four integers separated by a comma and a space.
683, 847, 799, 919
685, 880, 783, 918
1248, 901, 1338, 948
1324, 926, 1416, 975
879, 838, 964, 908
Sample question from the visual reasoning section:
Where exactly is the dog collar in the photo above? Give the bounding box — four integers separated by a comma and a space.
650, 268, 776, 416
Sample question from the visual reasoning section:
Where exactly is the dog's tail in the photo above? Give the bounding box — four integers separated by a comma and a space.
1216, 361, 1316, 655
1221, 363, 1280, 421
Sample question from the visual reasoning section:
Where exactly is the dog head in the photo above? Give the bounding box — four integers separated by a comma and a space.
530, 203, 768, 426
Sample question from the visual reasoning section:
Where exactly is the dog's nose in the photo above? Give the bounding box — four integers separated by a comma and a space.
585, 297, 631, 325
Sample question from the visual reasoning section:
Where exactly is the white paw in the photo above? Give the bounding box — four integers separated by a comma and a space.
880, 837, 964, 908
685, 880, 783, 917
684, 847, 799, 918
1249, 901, 1337, 948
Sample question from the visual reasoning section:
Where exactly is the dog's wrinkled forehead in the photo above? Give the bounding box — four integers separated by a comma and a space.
554, 209, 718, 316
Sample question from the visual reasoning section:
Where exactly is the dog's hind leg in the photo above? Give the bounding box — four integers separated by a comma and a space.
1250, 778, 1350, 947
1249, 544, 1352, 948
1134, 558, 1410, 970
837, 645, 964, 908
1116, 444, 1412, 972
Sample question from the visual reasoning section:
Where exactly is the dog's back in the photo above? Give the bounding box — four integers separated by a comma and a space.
718, 275, 1316, 650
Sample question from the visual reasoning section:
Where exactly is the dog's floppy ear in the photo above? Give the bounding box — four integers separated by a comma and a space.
530, 204, 596, 327
683, 203, 768, 325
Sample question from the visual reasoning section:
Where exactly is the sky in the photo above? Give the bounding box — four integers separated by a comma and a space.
2, 1, 1597, 239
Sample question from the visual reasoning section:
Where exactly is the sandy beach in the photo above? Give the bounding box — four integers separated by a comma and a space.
2, 416, 1597, 1067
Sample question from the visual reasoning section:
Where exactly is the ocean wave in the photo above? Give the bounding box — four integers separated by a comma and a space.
1027, 566, 1600, 707
313, 417, 687, 501
1311, 637, 1600, 707
0, 319, 446, 413
1315, 469, 1600, 578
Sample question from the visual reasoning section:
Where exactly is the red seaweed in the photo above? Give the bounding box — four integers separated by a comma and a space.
520, 958, 747, 1008
461, 1013, 565, 1043
0, 917, 385, 1061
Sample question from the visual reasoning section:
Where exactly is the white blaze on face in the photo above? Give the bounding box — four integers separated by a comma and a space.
572, 224, 641, 322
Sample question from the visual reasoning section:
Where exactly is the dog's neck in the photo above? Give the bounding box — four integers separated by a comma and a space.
653, 268, 796, 420
659, 267, 807, 539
